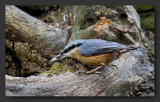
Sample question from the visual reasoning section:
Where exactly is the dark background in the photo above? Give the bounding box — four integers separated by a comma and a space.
1, 0, 159, 102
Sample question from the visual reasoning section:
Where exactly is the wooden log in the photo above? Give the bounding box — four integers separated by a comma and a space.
5, 51, 154, 96
5, 5, 68, 76
5, 5, 68, 59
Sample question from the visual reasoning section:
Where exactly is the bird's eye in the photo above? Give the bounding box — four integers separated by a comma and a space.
62, 49, 68, 54
62, 45, 76, 54
61, 43, 82, 54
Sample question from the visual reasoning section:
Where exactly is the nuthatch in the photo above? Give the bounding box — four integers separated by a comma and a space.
50, 39, 142, 74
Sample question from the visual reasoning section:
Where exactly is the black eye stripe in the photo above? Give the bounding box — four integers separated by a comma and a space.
62, 44, 82, 54
62, 45, 75, 54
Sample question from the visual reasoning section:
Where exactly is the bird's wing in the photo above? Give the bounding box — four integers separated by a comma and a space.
79, 39, 127, 56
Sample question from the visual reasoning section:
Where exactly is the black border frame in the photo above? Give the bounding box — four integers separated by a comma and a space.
1, 0, 160, 102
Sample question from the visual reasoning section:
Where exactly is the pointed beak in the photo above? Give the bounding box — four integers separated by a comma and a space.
49, 54, 61, 63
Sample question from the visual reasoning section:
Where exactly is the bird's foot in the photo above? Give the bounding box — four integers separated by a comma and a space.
79, 63, 105, 75
84, 64, 104, 74
85, 71, 106, 79
108, 63, 118, 70
78, 70, 101, 75
85, 71, 101, 74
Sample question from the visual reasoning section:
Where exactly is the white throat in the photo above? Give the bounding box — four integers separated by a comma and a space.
63, 48, 77, 57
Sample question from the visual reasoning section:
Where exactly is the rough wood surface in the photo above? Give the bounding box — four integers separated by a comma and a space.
70, 6, 142, 46
6, 51, 154, 96
5, 5, 68, 76
5, 5, 67, 58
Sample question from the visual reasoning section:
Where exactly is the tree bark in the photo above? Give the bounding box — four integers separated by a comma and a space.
5, 51, 154, 96
5, 5, 67, 59
5, 5, 68, 76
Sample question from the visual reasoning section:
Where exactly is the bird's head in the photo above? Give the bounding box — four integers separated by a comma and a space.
49, 40, 86, 63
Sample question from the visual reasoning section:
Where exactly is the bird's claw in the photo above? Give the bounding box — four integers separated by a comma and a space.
84, 71, 101, 75
108, 64, 118, 70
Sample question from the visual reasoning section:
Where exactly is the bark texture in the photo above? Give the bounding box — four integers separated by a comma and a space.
6, 51, 154, 96
5, 5, 67, 76
5, 5, 154, 96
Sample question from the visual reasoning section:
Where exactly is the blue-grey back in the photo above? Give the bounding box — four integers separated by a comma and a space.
79, 39, 127, 56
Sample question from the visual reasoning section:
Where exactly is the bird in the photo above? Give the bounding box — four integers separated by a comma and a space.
50, 39, 142, 74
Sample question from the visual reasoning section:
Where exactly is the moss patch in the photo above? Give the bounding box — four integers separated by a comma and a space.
134, 5, 154, 31
141, 13, 154, 31
39, 58, 84, 77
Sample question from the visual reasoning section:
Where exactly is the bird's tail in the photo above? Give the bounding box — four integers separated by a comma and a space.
127, 47, 144, 52
117, 46, 144, 54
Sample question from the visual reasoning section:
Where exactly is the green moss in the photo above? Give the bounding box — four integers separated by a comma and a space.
134, 5, 154, 31
39, 59, 75, 77
134, 5, 154, 12
141, 13, 154, 31
58, 13, 63, 19
39, 64, 63, 76
75, 64, 81, 69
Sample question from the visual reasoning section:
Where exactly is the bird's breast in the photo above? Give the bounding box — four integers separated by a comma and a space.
71, 48, 115, 66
